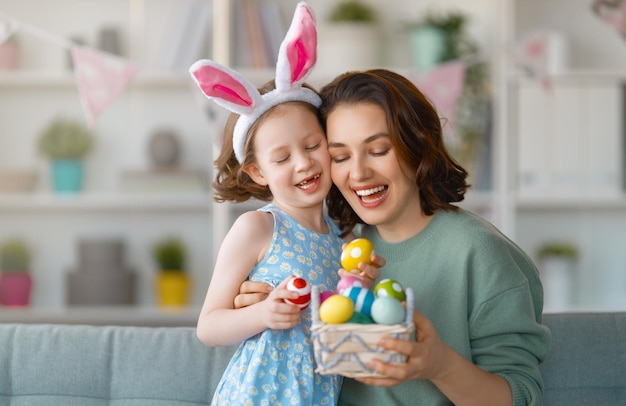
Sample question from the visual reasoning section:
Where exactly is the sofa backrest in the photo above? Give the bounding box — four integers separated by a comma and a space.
1, 312, 625, 405
0, 323, 235, 406
540, 312, 626, 405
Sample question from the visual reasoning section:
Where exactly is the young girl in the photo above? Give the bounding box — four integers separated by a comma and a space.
189, 3, 342, 405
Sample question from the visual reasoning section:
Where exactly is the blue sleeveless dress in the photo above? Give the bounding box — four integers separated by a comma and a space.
211, 204, 344, 406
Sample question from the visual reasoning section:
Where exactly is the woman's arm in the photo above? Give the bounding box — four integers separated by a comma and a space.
359, 310, 512, 406
197, 211, 301, 347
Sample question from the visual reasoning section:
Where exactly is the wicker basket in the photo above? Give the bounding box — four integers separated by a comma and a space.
311, 286, 414, 378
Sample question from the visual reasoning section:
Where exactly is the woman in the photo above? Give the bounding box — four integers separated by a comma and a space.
237, 69, 551, 406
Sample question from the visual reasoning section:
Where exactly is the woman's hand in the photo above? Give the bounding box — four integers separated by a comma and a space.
338, 252, 385, 289
357, 310, 512, 405
357, 310, 450, 386
234, 280, 274, 309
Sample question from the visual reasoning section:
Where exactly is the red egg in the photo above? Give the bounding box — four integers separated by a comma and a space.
284, 277, 311, 310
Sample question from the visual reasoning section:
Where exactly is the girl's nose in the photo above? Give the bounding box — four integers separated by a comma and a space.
294, 151, 314, 171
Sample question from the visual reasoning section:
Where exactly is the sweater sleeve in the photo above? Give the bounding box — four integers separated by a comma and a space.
469, 283, 551, 406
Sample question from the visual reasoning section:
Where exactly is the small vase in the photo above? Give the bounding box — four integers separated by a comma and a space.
409, 25, 447, 71
51, 159, 84, 193
0, 273, 32, 306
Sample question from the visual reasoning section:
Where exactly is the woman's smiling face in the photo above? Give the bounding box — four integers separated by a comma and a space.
326, 103, 423, 239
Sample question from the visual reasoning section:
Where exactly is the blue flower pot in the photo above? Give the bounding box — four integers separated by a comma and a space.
51, 159, 84, 193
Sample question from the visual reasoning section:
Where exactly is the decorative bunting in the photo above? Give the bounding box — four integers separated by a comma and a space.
409, 61, 467, 130
71, 46, 139, 127
0, 12, 140, 126
593, 0, 626, 38
0, 17, 19, 44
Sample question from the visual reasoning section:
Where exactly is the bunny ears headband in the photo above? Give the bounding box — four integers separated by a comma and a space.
189, 2, 321, 163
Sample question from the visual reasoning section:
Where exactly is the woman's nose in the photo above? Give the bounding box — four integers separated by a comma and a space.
349, 156, 370, 181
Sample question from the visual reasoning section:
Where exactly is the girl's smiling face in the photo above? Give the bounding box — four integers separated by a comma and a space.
326, 103, 425, 241
244, 103, 332, 217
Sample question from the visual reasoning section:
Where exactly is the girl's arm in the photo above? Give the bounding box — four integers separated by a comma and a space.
197, 211, 301, 347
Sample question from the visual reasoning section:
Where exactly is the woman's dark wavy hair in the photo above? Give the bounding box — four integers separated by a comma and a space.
319, 69, 469, 235
212, 80, 321, 203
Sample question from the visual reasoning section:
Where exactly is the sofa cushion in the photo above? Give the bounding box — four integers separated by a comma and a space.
541, 312, 626, 406
0, 324, 236, 405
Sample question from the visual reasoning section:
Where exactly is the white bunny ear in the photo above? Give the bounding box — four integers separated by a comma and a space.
275, 2, 317, 91
189, 59, 262, 116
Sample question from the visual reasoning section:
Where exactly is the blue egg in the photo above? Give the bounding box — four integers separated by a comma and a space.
371, 297, 406, 325
342, 286, 375, 317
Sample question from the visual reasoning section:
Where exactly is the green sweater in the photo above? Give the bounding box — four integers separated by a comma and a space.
339, 209, 551, 406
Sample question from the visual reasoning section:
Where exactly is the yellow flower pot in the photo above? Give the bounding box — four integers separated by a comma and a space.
156, 272, 189, 307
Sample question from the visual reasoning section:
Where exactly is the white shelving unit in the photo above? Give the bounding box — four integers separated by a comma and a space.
506, 0, 626, 311
7, 0, 622, 323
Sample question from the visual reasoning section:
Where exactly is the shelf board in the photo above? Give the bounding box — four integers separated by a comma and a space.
516, 194, 626, 210
0, 193, 212, 211
0, 306, 199, 327
0, 70, 195, 88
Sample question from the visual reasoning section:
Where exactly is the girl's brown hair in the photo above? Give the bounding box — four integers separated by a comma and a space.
212, 80, 322, 203
319, 69, 469, 234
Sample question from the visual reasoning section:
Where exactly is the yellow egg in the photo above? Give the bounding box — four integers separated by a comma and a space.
341, 238, 374, 272
319, 294, 354, 324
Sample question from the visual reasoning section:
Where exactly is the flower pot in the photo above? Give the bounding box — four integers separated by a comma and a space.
51, 159, 84, 193
409, 25, 447, 71
156, 272, 189, 307
540, 257, 575, 312
0, 42, 18, 71
0, 273, 32, 306
318, 23, 381, 75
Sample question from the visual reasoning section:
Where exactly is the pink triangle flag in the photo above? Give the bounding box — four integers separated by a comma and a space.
71, 46, 139, 126
593, 0, 626, 38
409, 61, 466, 130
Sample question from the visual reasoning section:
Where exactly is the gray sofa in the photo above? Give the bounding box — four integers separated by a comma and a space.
1, 312, 625, 405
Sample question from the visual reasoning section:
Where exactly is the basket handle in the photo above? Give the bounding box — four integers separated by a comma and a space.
311, 285, 321, 326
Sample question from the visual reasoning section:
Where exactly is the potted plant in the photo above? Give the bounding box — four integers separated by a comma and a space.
152, 236, 189, 307
318, 1, 381, 74
537, 241, 579, 312
406, 9, 491, 188
0, 238, 33, 306
37, 117, 94, 194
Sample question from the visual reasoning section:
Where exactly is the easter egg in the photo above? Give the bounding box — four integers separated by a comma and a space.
341, 238, 374, 272
374, 278, 406, 302
342, 286, 376, 317
348, 312, 374, 324
319, 290, 335, 304
284, 277, 311, 310
337, 275, 365, 294
319, 294, 354, 324
371, 296, 406, 325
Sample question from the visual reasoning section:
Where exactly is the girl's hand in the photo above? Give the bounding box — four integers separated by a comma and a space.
259, 276, 302, 330
338, 252, 385, 289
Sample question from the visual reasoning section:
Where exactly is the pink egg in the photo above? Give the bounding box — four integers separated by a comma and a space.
319, 290, 334, 304
337, 275, 365, 294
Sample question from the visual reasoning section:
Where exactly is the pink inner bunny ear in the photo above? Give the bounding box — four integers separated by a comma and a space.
190, 63, 253, 107
276, 3, 317, 89
285, 6, 316, 83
